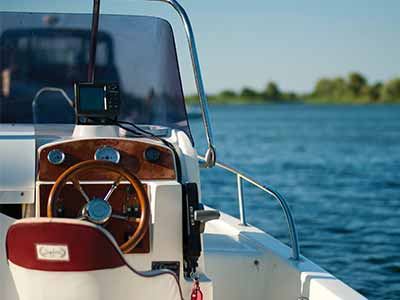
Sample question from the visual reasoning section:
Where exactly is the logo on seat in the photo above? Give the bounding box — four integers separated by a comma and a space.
36, 244, 70, 262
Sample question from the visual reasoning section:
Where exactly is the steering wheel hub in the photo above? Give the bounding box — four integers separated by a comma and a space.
85, 198, 112, 224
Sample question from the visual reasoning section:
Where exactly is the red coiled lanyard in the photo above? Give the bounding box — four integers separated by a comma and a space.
191, 277, 203, 300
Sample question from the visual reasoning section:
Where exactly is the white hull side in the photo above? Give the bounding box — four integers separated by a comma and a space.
202, 211, 367, 300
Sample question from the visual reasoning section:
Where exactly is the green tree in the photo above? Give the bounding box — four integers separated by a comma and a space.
219, 90, 237, 98
381, 78, 400, 102
347, 72, 367, 96
331, 77, 347, 99
240, 87, 259, 99
264, 81, 281, 100
365, 82, 383, 101
313, 78, 336, 97
313, 77, 350, 101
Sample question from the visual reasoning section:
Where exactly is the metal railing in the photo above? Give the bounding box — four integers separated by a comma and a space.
32, 87, 74, 124
199, 156, 301, 261
146, 0, 300, 259
148, 0, 216, 168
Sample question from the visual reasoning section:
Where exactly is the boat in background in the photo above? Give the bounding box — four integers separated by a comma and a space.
0, 1, 367, 299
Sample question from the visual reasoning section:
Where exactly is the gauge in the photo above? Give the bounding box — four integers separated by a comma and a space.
47, 149, 65, 165
144, 147, 161, 163
94, 146, 120, 164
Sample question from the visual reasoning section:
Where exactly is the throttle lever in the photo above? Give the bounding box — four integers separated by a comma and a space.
194, 204, 220, 233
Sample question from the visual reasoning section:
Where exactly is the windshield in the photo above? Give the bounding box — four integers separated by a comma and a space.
0, 12, 192, 141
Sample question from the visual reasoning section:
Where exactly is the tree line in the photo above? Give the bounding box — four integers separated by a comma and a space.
212, 73, 400, 103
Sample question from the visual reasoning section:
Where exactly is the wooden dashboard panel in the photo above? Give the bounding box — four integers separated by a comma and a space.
39, 183, 150, 254
38, 139, 176, 181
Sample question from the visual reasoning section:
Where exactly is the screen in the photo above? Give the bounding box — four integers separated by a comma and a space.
78, 86, 105, 112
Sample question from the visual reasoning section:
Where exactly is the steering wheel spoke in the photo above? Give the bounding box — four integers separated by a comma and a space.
103, 177, 122, 202
70, 176, 91, 203
111, 213, 140, 223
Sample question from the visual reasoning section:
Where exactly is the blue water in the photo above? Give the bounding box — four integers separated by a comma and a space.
190, 104, 400, 300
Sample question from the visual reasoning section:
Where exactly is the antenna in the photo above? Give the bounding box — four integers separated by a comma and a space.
88, 0, 100, 82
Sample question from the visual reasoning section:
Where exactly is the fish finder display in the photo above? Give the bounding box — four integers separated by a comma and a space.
75, 83, 120, 122
79, 86, 105, 112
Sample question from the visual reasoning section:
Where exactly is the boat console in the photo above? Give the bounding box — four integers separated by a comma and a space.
0, 122, 210, 298
37, 138, 176, 253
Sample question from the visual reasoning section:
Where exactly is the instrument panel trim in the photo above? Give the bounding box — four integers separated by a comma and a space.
37, 138, 176, 181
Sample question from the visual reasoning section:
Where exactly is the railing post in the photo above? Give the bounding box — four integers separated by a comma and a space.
150, 0, 216, 168
237, 175, 247, 226
200, 156, 301, 261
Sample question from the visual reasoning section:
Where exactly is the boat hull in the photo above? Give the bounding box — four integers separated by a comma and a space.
202, 211, 367, 300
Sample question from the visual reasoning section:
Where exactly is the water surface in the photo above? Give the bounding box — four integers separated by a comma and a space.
191, 104, 400, 300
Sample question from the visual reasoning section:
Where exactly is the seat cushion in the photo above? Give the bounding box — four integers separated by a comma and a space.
7, 219, 124, 272
6, 218, 183, 300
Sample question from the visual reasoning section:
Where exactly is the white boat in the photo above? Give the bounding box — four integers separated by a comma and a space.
0, 1, 367, 299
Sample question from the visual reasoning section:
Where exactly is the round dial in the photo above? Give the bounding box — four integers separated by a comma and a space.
47, 149, 65, 165
94, 146, 120, 164
144, 147, 161, 163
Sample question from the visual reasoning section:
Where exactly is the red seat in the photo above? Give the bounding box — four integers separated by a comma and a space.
6, 218, 183, 300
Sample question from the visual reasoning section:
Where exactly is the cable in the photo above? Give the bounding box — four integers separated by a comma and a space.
113, 119, 183, 183
114, 119, 174, 149
86, 117, 183, 182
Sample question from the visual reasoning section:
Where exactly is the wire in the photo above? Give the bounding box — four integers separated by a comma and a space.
86, 116, 182, 182
113, 119, 175, 149
117, 121, 172, 146
113, 119, 183, 182
87, 116, 171, 146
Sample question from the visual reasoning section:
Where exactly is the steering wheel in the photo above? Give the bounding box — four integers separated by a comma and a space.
47, 160, 150, 253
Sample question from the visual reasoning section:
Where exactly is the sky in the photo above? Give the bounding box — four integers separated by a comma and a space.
2, 0, 400, 94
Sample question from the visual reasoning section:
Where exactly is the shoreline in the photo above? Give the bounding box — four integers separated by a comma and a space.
186, 96, 400, 105
186, 73, 400, 105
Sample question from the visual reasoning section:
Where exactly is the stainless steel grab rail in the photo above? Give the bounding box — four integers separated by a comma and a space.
143, 0, 300, 258
148, 0, 216, 168
199, 156, 301, 261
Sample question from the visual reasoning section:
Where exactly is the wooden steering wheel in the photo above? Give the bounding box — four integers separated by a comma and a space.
47, 160, 150, 253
